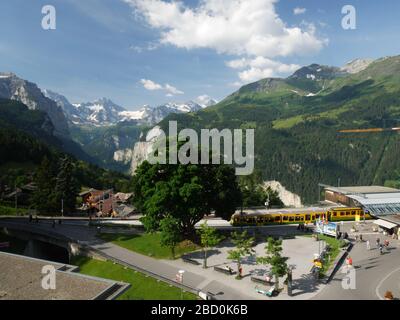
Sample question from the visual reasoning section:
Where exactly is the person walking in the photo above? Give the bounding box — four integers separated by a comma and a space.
376, 238, 380, 249
384, 239, 390, 251
366, 240, 370, 250
379, 244, 384, 255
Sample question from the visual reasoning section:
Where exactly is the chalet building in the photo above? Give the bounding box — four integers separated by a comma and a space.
79, 189, 134, 217
2, 182, 37, 205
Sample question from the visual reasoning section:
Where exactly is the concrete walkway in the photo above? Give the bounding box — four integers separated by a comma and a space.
89, 240, 256, 300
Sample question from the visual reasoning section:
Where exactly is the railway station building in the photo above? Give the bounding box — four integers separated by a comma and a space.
324, 185, 400, 236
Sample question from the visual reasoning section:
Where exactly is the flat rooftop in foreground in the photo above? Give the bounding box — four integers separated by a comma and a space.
325, 186, 400, 194
0, 252, 129, 300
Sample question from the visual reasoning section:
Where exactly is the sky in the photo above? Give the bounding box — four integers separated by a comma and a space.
0, 0, 399, 110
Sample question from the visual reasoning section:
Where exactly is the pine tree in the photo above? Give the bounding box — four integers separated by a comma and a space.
32, 156, 57, 214
54, 156, 79, 215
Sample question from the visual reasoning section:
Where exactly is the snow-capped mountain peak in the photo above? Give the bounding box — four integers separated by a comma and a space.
119, 101, 203, 125
43, 89, 217, 127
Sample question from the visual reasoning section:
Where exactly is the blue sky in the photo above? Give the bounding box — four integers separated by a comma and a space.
0, 0, 399, 110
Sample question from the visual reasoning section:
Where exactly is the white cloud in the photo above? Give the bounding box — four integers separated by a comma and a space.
195, 94, 217, 106
126, 0, 324, 57
226, 56, 300, 83
127, 0, 327, 84
140, 79, 184, 95
294, 7, 307, 15
140, 79, 163, 91
130, 41, 161, 53
165, 83, 184, 95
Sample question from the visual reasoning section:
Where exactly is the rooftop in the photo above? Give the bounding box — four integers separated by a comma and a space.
325, 185, 400, 194
0, 252, 129, 300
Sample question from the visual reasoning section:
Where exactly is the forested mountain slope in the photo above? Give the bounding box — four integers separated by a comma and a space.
160, 56, 400, 203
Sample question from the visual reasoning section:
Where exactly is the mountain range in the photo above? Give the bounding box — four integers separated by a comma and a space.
3, 56, 400, 204
42, 89, 215, 127
40, 83, 215, 171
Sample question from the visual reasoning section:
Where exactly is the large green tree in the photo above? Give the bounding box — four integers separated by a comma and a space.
133, 160, 241, 238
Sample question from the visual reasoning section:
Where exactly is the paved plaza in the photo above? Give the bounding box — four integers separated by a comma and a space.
164, 231, 326, 300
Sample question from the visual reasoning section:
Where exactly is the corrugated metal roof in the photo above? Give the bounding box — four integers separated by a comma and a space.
347, 193, 400, 216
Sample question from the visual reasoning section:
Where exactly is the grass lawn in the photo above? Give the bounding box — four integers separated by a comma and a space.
302, 234, 343, 276
99, 232, 200, 259
0, 204, 29, 216
318, 234, 342, 275
70, 256, 197, 300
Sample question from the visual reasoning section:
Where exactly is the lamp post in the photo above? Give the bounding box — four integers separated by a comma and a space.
178, 270, 185, 300
61, 198, 64, 217
14, 182, 18, 216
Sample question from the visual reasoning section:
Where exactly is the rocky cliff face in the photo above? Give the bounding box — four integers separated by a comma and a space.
264, 181, 302, 208
129, 141, 153, 174
0, 73, 70, 138
112, 126, 164, 174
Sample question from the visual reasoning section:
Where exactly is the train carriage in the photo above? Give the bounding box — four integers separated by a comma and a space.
230, 206, 372, 226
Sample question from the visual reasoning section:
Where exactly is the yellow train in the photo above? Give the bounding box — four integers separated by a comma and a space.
230, 206, 373, 226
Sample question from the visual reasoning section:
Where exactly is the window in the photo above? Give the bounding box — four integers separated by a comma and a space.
306, 215, 311, 220
275, 216, 280, 222
283, 216, 288, 221
295, 216, 301, 221
289, 216, 294, 221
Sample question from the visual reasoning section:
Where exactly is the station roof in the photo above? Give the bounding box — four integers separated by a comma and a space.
347, 192, 400, 216
325, 185, 400, 195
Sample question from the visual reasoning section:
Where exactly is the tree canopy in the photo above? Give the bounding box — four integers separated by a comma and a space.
133, 160, 242, 238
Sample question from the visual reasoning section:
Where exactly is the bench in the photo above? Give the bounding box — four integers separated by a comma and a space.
182, 257, 201, 265
255, 286, 276, 297
251, 276, 272, 285
214, 266, 236, 275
